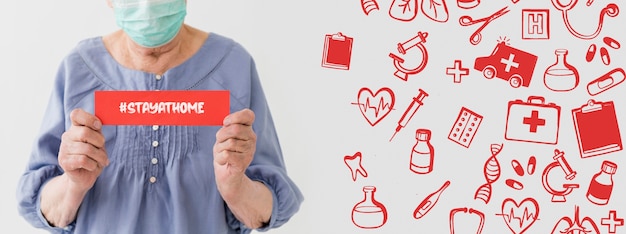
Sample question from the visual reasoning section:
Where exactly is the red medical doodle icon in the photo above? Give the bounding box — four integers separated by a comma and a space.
448, 107, 483, 148
457, 0, 479, 9
587, 37, 621, 65
410, 129, 435, 174
446, 60, 470, 83
543, 49, 580, 92
496, 197, 540, 234
522, 9, 550, 40
551, 206, 600, 234
542, 149, 579, 202
449, 207, 485, 234
321, 32, 353, 70
414, 180, 450, 219
505, 156, 537, 191
474, 144, 502, 204
344, 152, 368, 181
389, 0, 418, 21
389, 32, 429, 81
352, 186, 388, 229
421, 0, 449, 22
586, 160, 617, 205
390, 89, 429, 141
474, 41, 538, 88
587, 68, 625, 96
572, 99, 622, 158
361, 0, 380, 15
601, 210, 624, 234
551, 0, 619, 40
527, 155, 536, 175
352, 87, 395, 127
505, 96, 560, 144
459, 6, 510, 45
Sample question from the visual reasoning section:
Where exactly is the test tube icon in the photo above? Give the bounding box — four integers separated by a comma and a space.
390, 89, 429, 142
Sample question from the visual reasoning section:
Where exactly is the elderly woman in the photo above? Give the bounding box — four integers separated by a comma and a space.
16, 0, 303, 233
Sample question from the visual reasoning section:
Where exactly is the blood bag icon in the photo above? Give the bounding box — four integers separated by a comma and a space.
352, 186, 388, 229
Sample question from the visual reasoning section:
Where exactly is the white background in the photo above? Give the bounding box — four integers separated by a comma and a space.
2, 0, 625, 233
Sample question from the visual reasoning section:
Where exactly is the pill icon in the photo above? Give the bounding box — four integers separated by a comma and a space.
527, 155, 536, 175
505, 179, 524, 190
586, 44, 596, 62
600, 47, 610, 65
511, 159, 524, 176
603, 36, 621, 49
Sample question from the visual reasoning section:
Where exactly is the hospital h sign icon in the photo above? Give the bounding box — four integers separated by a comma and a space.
522, 9, 550, 40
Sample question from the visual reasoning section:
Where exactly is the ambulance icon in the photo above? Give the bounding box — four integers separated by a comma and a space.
474, 42, 538, 88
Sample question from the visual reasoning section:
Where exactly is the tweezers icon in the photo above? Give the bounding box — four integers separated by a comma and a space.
459, 6, 510, 45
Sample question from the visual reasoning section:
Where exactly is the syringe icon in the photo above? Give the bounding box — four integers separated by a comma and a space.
390, 89, 429, 142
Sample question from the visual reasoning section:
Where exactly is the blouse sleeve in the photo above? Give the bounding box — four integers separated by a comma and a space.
225, 57, 304, 233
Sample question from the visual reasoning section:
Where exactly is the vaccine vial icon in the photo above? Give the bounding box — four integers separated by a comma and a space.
410, 129, 434, 174
586, 160, 617, 205
352, 186, 388, 229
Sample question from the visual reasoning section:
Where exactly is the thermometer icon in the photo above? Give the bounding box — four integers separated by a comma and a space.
390, 89, 429, 142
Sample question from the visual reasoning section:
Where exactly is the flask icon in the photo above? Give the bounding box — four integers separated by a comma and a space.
410, 129, 434, 174
544, 49, 580, 92
352, 186, 388, 229
586, 160, 617, 205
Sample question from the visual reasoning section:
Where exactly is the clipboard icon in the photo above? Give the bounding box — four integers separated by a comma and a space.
572, 99, 623, 158
322, 32, 353, 70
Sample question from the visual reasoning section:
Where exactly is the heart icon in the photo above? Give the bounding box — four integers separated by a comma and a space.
356, 87, 395, 126
499, 198, 539, 234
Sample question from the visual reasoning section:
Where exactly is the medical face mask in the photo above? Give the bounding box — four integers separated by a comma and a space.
112, 0, 187, 48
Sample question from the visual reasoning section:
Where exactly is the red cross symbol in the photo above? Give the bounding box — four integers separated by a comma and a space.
523, 110, 545, 132
446, 60, 470, 83
601, 210, 624, 234
500, 53, 519, 72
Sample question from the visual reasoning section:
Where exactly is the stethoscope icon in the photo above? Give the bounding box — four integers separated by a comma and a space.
551, 0, 619, 39
389, 31, 429, 81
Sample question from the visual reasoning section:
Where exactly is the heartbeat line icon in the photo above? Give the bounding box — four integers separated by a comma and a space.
351, 87, 395, 126
497, 207, 539, 228
352, 96, 394, 117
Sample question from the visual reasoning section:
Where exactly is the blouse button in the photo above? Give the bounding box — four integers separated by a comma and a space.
149, 176, 157, 183
155, 75, 162, 80
152, 141, 159, 147
151, 158, 158, 165
152, 125, 159, 131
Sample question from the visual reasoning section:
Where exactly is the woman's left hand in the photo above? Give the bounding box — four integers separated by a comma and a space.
213, 109, 257, 195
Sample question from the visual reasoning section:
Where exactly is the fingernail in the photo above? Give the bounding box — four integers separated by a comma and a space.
94, 120, 102, 129
223, 116, 231, 125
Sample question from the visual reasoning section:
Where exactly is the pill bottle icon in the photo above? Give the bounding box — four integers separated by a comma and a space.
586, 160, 617, 205
410, 129, 434, 174
352, 186, 388, 229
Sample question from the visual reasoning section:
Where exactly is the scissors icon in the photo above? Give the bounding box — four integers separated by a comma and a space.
459, 6, 510, 45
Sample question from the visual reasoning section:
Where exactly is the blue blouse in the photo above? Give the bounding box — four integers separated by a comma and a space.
16, 33, 304, 234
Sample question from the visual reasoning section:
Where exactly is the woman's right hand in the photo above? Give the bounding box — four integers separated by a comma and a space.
58, 108, 109, 192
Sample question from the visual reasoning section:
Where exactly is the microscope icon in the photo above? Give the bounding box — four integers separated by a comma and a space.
542, 149, 579, 202
389, 31, 429, 81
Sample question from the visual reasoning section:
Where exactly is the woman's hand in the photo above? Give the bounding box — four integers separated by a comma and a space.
213, 109, 272, 229
58, 108, 110, 192
213, 109, 257, 194
41, 108, 109, 227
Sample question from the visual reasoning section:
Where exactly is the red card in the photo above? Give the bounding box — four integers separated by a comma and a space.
95, 90, 230, 126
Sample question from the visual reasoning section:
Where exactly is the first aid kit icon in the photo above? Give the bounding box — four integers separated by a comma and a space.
505, 96, 561, 144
